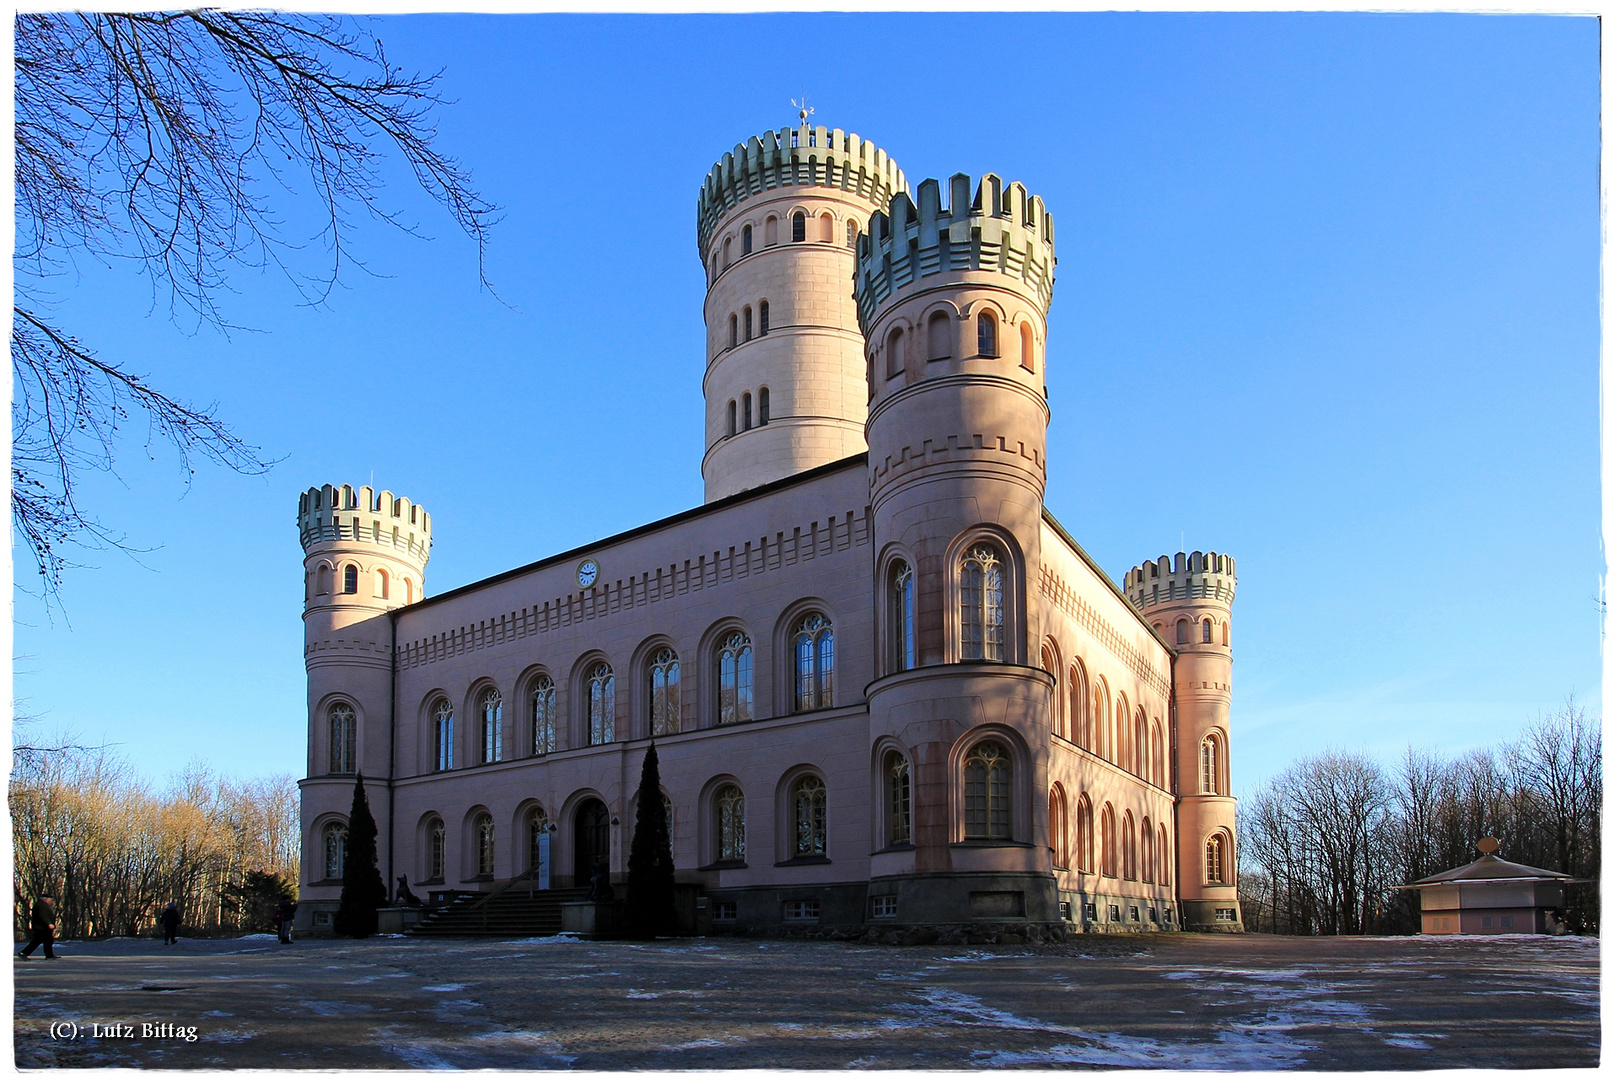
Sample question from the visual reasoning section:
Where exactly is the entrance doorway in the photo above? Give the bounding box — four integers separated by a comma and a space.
574, 798, 610, 886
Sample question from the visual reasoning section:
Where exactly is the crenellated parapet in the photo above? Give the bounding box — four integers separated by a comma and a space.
298, 483, 433, 567
1124, 551, 1236, 613
696, 125, 906, 257
853, 173, 1056, 335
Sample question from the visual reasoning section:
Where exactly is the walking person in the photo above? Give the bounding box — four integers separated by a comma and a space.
160, 901, 181, 946
17, 893, 57, 960
276, 900, 296, 944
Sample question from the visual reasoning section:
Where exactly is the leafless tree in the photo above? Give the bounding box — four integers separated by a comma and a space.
14, 11, 497, 593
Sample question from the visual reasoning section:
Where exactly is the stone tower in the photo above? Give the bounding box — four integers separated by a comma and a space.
1125, 551, 1241, 930
297, 483, 431, 889
854, 172, 1059, 927
696, 123, 905, 502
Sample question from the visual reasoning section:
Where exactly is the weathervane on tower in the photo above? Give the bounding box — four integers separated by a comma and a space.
792, 96, 814, 126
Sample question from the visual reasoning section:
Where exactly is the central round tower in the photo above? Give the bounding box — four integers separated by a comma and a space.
696, 123, 905, 502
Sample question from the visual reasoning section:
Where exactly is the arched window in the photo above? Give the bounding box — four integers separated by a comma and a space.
342, 564, 358, 594
1020, 322, 1035, 372
758, 387, 770, 425
927, 311, 951, 360
1159, 824, 1172, 886
1176, 619, 1189, 645
475, 813, 496, 877
886, 752, 911, 846
819, 212, 834, 242
846, 218, 859, 248
1076, 795, 1094, 873
527, 806, 549, 872
886, 327, 905, 379
888, 561, 915, 673
316, 564, 331, 595
722, 237, 731, 267
727, 400, 737, 436
328, 702, 356, 774
959, 543, 1005, 662
791, 211, 806, 242
977, 311, 998, 357
428, 818, 445, 881
432, 700, 454, 771
1100, 803, 1117, 877
742, 223, 753, 254
1116, 695, 1132, 773
1206, 833, 1227, 884
765, 216, 778, 246
759, 300, 770, 336
1202, 618, 1214, 644
792, 775, 827, 856
375, 569, 389, 599
742, 392, 752, 430
743, 306, 753, 341
1042, 643, 1063, 738
793, 613, 834, 711
963, 741, 1012, 840
531, 675, 556, 755
587, 663, 615, 745
649, 648, 680, 736
1069, 661, 1090, 749
323, 822, 348, 880
404, 578, 414, 604
1201, 735, 1221, 795
1141, 816, 1155, 883
715, 784, 745, 862
1134, 708, 1148, 779
1122, 811, 1137, 880
1222, 621, 1230, 646
1151, 722, 1165, 787
716, 631, 753, 725
480, 688, 503, 764
729, 314, 738, 349
1093, 679, 1111, 761
1049, 785, 1069, 869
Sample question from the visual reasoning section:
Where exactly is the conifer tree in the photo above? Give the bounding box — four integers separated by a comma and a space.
333, 773, 387, 938
624, 743, 676, 939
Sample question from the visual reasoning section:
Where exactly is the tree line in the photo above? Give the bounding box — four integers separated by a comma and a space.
1238, 702, 1601, 935
11, 743, 299, 939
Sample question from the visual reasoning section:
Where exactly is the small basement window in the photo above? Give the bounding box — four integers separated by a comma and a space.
712, 901, 737, 921
871, 896, 897, 918
784, 899, 821, 921
1214, 908, 1237, 922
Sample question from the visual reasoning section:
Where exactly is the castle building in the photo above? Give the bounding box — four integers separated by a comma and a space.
296, 122, 1243, 936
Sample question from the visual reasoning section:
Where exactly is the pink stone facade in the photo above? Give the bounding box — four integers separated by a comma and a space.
297, 124, 1243, 935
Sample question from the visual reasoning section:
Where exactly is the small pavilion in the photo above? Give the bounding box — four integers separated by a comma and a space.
1399, 838, 1579, 935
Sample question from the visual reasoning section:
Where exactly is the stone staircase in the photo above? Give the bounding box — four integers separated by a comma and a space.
408, 884, 589, 938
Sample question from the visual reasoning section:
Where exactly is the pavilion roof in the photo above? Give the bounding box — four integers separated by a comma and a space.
1403, 853, 1578, 887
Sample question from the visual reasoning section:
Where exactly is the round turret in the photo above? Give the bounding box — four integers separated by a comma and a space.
697, 124, 906, 502
298, 483, 432, 622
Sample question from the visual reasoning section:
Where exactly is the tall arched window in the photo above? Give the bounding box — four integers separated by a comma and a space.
743, 306, 753, 341
764, 216, 778, 246
729, 314, 738, 349
1222, 621, 1230, 646
1122, 811, 1137, 880
1049, 785, 1069, 869
404, 578, 414, 604
1201, 735, 1221, 795
886, 327, 905, 379
1206, 833, 1227, 884
323, 823, 348, 880
793, 613, 834, 711
715, 785, 745, 862
1042, 643, 1063, 738
475, 813, 496, 876
1020, 322, 1035, 372
1159, 824, 1172, 886
792, 775, 827, 857
791, 211, 806, 242
1202, 618, 1214, 644
648, 648, 680, 736
428, 818, 445, 881
375, 568, 389, 599
527, 806, 549, 872
977, 311, 998, 357
328, 702, 356, 774
1134, 709, 1149, 779
531, 675, 556, 755
1093, 679, 1111, 761
716, 631, 753, 725
959, 543, 1005, 662
742, 224, 753, 254
846, 218, 859, 248
1176, 619, 1189, 645
1069, 661, 1090, 749
727, 399, 737, 436
1076, 795, 1094, 873
317, 564, 332, 594
433, 700, 454, 771
819, 212, 834, 242
759, 300, 769, 336
1141, 816, 1155, 883
1116, 696, 1132, 773
480, 688, 503, 764
758, 386, 770, 424
742, 392, 752, 430
587, 663, 615, 745
1100, 803, 1117, 877
927, 311, 951, 360
342, 564, 358, 594
963, 741, 1012, 840
886, 752, 911, 846
722, 236, 731, 267
888, 561, 915, 673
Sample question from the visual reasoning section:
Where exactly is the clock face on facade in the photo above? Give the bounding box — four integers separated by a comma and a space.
577, 559, 599, 589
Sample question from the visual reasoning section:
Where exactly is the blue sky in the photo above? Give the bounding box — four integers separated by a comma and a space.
14, 13, 1600, 797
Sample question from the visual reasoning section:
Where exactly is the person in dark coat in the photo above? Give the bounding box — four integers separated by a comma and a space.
18, 894, 57, 959
160, 901, 181, 946
586, 860, 614, 902
276, 900, 296, 944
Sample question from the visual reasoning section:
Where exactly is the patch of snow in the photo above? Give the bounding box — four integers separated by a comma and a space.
421, 983, 466, 992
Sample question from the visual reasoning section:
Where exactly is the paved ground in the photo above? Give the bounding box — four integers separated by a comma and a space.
12, 931, 1599, 1069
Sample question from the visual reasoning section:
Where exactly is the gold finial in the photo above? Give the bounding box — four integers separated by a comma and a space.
1477, 836, 1501, 856
792, 96, 814, 126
